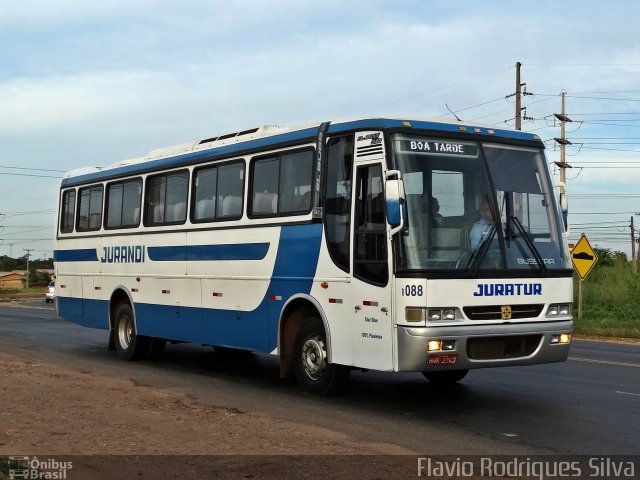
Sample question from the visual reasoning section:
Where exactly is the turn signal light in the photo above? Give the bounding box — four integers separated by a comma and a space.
427, 340, 456, 351
551, 333, 572, 344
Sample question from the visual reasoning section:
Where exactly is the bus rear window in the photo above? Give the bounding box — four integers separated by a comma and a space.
60, 189, 76, 233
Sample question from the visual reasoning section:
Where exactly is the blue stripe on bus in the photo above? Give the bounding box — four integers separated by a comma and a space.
54, 243, 270, 263
54, 248, 99, 262
147, 243, 270, 262
56, 224, 324, 353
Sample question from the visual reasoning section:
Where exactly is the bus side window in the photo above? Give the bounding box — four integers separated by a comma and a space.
324, 136, 354, 273
106, 178, 142, 229
279, 150, 313, 213
77, 185, 103, 232
145, 170, 188, 225
251, 156, 279, 215
250, 149, 314, 217
216, 162, 244, 218
60, 189, 76, 233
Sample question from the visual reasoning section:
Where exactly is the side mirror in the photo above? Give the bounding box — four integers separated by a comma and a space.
555, 181, 568, 230
385, 170, 405, 235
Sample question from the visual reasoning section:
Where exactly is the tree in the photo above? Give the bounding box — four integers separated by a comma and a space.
27, 268, 40, 288
593, 248, 628, 268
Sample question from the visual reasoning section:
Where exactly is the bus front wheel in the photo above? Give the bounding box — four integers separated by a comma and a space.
114, 302, 150, 361
294, 318, 350, 395
422, 369, 469, 384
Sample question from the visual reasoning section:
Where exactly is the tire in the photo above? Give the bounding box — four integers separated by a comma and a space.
294, 317, 350, 395
422, 369, 469, 384
113, 301, 150, 361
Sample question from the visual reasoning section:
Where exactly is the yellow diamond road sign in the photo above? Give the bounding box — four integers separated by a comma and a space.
571, 234, 598, 280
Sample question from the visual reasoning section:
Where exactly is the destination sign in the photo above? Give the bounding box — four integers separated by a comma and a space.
397, 139, 479, 157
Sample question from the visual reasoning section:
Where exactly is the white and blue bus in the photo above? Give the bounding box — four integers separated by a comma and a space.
54, 117, 573, 394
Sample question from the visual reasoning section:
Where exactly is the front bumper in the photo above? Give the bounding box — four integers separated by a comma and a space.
396, 320, 573, 371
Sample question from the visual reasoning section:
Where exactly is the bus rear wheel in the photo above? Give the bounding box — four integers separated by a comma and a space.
114, 301, 150, 361
294, 317, 350, 395
422, 369, 469, 384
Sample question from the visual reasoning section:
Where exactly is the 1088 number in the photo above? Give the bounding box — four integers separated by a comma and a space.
401, 285, 423, 296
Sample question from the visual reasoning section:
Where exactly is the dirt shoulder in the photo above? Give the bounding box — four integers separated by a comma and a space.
0, 348, 412, 457
0, 347, 424, 478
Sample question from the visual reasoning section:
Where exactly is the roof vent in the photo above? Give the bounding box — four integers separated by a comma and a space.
198, 127, 260, 145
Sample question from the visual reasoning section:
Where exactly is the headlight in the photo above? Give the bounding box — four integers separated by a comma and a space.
427, 308, 459, 321
443, 309, 456, 320
547, 303, 572, 317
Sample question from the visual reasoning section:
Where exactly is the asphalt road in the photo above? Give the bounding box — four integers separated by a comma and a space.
1, 299, 638, 455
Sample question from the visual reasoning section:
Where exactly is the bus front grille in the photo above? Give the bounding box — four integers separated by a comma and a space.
463, 304, 544, 320
467, 335, 542, 360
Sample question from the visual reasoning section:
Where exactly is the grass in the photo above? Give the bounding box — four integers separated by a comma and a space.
0, 286, 46, 302
573, 259, 640, 340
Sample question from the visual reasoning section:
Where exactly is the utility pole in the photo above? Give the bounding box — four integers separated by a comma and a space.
515, 62, 522, 130
553, 92, 573, 226
631, 216, 637, 274
554, 92, 573, 185
24, 248, 33, 288
510, 62, 533, 130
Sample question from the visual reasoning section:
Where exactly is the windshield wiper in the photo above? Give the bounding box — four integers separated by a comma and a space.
466, 225, 497, 277
508, 215, 548, 274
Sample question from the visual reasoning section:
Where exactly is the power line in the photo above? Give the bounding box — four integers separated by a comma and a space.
567, 112, 640, 115
0, 227, 53, 236
0, 172, 63, 178
578, 146, 640, 153
0, 238, 51, 242
435, 96, 505, 118
571, 194, 640, 197
569, 212, 636, 216
0, 165, 66, 173
0, 209, 56, 217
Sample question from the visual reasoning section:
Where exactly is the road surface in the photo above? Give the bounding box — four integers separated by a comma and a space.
1, 300, 638, 456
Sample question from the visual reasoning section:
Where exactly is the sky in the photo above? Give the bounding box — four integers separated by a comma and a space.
2, 0, 640, 260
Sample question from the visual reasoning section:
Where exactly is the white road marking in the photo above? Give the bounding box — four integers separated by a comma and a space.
569, 357, 640, 368
616, 391, 640, 397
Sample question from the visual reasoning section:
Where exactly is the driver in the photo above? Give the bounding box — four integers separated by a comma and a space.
469, 199, 495, 252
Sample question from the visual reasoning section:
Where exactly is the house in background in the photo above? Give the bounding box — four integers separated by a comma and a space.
0, 271, 26, 289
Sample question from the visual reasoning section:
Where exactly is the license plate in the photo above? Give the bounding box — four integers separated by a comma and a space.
427, 354, 459, 365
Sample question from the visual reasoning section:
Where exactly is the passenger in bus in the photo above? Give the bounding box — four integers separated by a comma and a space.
469, 199, 495, 252
420, 194, 443, 227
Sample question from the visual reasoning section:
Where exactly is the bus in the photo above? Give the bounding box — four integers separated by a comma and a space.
54, 117, 573, 394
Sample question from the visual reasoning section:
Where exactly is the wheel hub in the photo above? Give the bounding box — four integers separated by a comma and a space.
301, 334, 327, 380
118, 315, 132, 350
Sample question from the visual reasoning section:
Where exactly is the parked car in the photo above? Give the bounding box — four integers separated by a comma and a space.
45, 281, 55, 303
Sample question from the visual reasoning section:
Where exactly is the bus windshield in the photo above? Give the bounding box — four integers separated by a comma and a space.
391, 134, 571, 273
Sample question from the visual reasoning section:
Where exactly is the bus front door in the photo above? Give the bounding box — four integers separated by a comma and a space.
350, 162, 393, 371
